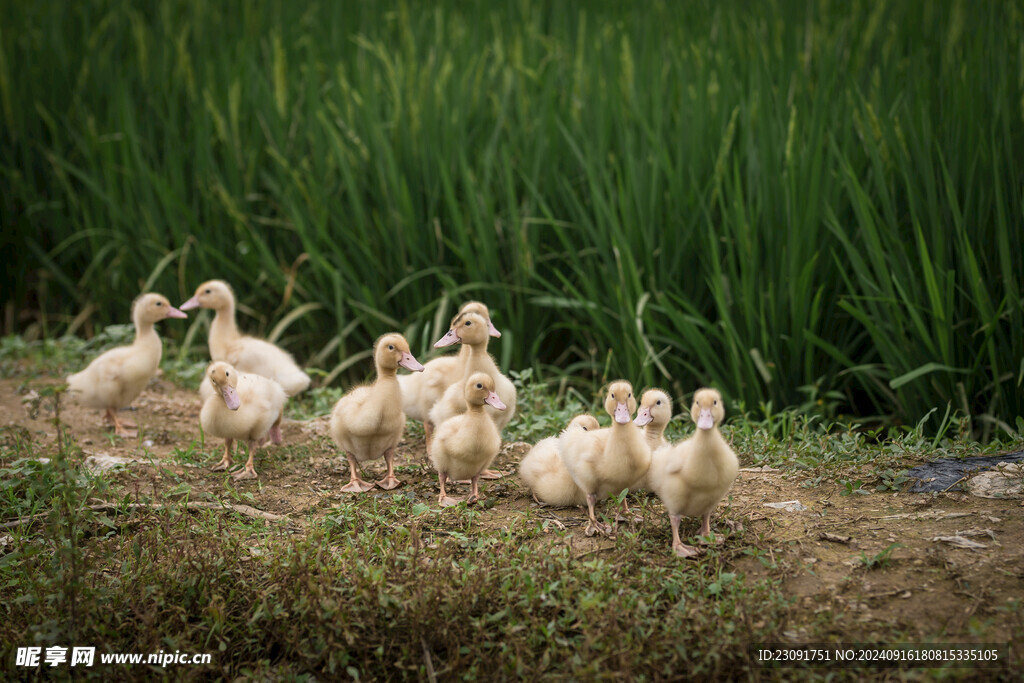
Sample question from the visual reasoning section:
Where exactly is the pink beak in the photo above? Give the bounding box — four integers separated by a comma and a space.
484, 391, 506, 411
614, 402, 630, 425
487, 320, 501, 338
179, 296, 201, 311
165, 306, 188, 319
399, 352, 425, 372
634, 407, 653, 426
433, 328, 460, 348
221, 384, 240, 411
697, 409, 714, 430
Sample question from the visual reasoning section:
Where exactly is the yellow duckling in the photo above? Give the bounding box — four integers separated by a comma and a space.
181, 280, 311, 396
648, 388, 739, 557
428, 310, 516, 478
518, 414, 600, 506
329, 334, 424, 493
430, 373, 507, 507
200, 361, 287, 480
67, 293, 187, 437
630, 388, 673, 490
559, 381, 649, 536
398, 301, 501, 444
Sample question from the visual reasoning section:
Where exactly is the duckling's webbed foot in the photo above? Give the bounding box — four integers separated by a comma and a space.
697, 514, 725, 545
340, 453, 375, 493
477, 469, 506, 480
672, 541, 703, 558
232, 467, 258, 480
211, 440, 234, 471
584, 493, 613, 537
437, 471, 460, 507
375, 447, 402, 490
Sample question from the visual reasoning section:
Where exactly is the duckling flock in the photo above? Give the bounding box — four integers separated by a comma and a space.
66, 282, 739, 557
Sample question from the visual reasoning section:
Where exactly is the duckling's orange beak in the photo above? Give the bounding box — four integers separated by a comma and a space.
634, 406, 653, 426
433, 328, 460, 348
180, 296, 201, 311
399, 352, 425, 372
697, 408, 714, 430
614, 402, 631, 424
484, 391, 506, 411
165, 306, 188, 319
487, 320, 501, 338
221, 384, 240, 411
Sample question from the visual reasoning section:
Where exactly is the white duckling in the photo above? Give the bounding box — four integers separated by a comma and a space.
430, 373, 507, 507
398, 301, 500, 444
648, 388, 739, 558
329, 334, 424, 493
67, 293, 187, 437
181, 280, 311, 396
559, 381, 650, 536
200, 361, 287, 480
630, 388, 673, 490
518, 414, 600, 506
428, 311, 516, 478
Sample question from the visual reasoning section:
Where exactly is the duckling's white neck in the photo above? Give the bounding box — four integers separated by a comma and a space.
462, 338, 494, 377
208, 301, 239, 359
132, 317, 163, 359
644, 423, 666, 446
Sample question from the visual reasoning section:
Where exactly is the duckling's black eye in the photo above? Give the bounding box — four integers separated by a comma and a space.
388, 345, 395, 351
226, 372, 230, 377
656, 400, 661, 405
476, 383, 483, 389
156, 301, 162, 306
713, 400, 718, 405
465, 321, 472, 326
205, 289, 211, 294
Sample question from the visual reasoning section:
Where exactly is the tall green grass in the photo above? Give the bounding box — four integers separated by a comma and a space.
2, 0, 1022, 436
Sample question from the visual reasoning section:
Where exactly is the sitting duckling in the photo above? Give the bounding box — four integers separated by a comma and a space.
518, 414, 600, 506
67, 293, 187, 437
430, 373, 507, 507
200, 361, 287, 480
559, 381, 649, 536
648, 388, 739, 557
329, 334, 424, 493
630, 388, 673, 490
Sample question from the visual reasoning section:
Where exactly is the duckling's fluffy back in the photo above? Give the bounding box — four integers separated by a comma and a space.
67, 346, 159, 410
224, 337, 310, 396
519, 419, 596, 506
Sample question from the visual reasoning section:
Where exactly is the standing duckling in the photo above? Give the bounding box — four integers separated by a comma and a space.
200, 361, 287, 480
430, 373, 507, 507
67, 293, 187, 437
398, 300, 501, 443
330, 334, 424, 493
630, 389, 673, 491
428, 310, 516, 478
519, 414, 600, 506
181, 280, 311, 396
559, 381, 649, 536
648, 388, 739, 557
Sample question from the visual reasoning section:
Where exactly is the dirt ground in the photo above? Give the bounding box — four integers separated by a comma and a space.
4, 375, 1023, 647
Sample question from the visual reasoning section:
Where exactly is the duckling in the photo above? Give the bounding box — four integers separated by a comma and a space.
648, 388, 739, 557
630, 389, 673, 490
430, 373, 506, 507
559, 381, 649, 536
200, 362, 287, 480
398, 301, 501, 443
67, 293, 187, 437
518, 414, 600, 506
329, 334, 424, 493
428, 311, 516, 477
181, 280, 311, 396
